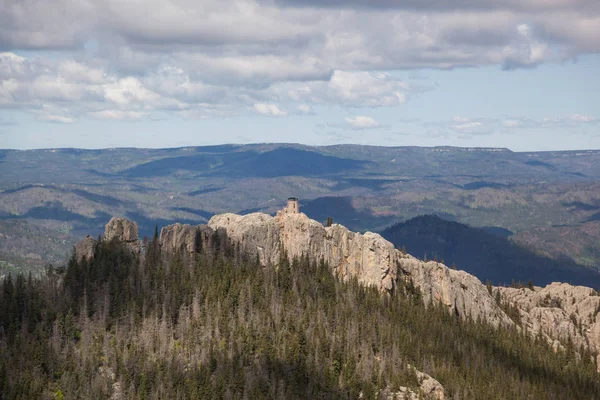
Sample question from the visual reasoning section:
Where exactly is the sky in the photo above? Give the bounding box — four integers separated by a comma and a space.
0, 0, 599, 151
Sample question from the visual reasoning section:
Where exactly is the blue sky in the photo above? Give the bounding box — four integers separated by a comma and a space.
1, 0, 599, 151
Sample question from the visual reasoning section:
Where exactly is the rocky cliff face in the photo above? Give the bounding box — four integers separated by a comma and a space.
105, 217, 140, 254
208, 210, 398, 292
208, 210, 511, 326
499, 283, 600, 364
398, 255, 513, 327
74, 235, 96, 262
159, 223, 214, 255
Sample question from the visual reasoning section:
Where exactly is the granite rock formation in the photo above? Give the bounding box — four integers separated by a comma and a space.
499, 283, 600, 366
105, 217, 140, 254
379, 368, 445, 400
159, 223, 214, 255
398, 254, 514, 327
208, 209, 511, 326
74, 235, 96, 262
208, 210, 399, 292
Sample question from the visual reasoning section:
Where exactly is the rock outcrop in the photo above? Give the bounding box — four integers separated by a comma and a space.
74, 235, 96, 262
208, 210, 510, 326
398, 255, 514, 327
378, 368, 445, 400
105, 217, 138, 243
499, 283, 600, 364
105, 217, 140, 254
209, 210, 399, 292
159, 223, 214, 255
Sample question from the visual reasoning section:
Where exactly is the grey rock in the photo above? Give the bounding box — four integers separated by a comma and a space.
104, 217, 140, 254
159, 223, 214, 255
209, 210, 398, 292
208, 209, 511, 329
499, 282, 600, 368
74, 235, 96, 262
398, 255, 514, 327
378, 368, 445, 400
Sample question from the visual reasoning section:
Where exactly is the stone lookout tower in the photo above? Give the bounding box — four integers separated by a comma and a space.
286, 197, 299, 213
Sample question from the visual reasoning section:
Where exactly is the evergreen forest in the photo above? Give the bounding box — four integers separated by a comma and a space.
1, 231, 599, 399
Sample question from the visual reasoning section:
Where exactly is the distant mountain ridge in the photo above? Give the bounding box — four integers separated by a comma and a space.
380, 215, 600, 287
2, 143, 600, 274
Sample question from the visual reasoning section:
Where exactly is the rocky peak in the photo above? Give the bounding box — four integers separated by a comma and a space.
105, 217, 139, 243
73, 217, 140, 260
208, 208, 511, 327
74, 235, 96, 262
104, 217, 140, 254
159, 223, 214, 254
208, 210, 399, 292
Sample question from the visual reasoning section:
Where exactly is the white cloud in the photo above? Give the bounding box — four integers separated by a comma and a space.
571, 114, 596, 123
37, 105, 75, 124
58, 61, 106, 84
270, 70, 409, 107
297, 104, 314, 114
88, 110, 147, 120
1, 0, 599, 126
39, 114, 75, 124
345, 116, 380, 129
253, 103, 288, 117
503, 119, 524, 128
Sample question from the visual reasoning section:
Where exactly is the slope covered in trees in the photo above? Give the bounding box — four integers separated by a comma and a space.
1, 233, 599, 399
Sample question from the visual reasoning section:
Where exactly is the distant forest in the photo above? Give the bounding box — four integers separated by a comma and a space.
382, 215, 600, 287
1, 232, 599, 399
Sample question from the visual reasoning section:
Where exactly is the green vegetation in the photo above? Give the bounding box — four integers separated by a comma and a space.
1, 233, 599, 399
0, 220, 74, 277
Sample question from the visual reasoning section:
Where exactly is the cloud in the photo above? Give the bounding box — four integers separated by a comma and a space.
88, 110, 147, 120
37, 105, 76, 124
571, 114, 596, 123
345, 116, 380, 129
429, 114, 599, 138
1, 0, 599, 125
270, 70, 409, 107
39, 115, 75, 124
503, 119, 525, 128
297, 104, 314, 114
253, 103, 288, 117
448, 117, 493, 135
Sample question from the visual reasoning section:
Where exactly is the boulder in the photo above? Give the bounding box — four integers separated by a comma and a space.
378, 368, 445, 400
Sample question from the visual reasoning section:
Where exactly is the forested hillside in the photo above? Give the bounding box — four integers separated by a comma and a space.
381, 215, 600, 287
1, 233, 599, 399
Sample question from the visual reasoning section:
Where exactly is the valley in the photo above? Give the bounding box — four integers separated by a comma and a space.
1, 144, 599, 278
